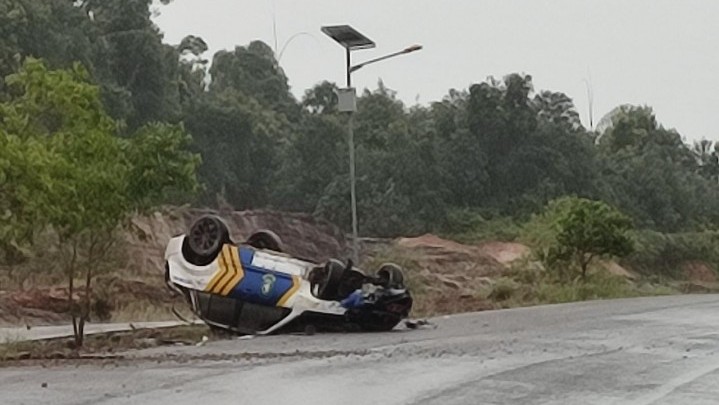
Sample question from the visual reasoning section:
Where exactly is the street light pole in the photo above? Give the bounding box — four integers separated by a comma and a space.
321, 25, 421, 263
346, 47, 352, 88
345, 48, 360, 263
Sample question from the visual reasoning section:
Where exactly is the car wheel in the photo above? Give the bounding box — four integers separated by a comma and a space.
317, 259, 345, 301
376, 263, 406, 289
182, 215, 230, 266
246, 229, 283, 252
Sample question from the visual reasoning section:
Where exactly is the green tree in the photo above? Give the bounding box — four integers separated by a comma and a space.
693, 139, 719, 182
533, 90, 582, 130
1, 59, 127, 344
0, 59, 199, 345
0, 0, 190, 129
184, 89, 284, 209
429, 76, 600, 218
430, 89, 489, 207
124, 122, 201, 208
85, 0, 184, 128
301, 80, 339, 115
597, 105, 719, 231
0, 128, 59, 287
0, 0, 97, 95
272, 112, 345, 212
312, 84, 449, 236
526, 197, 634, 280
185, 40, 300, 209
270, 81, 345, 213
208, 41, 299, 122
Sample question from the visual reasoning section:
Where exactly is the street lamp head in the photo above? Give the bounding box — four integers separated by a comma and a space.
403, 44, 423, 53
349, 43, 423, 74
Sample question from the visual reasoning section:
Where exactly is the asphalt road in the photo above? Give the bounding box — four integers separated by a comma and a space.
3, 295, 719, 405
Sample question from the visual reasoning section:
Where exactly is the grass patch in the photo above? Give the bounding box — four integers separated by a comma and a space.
110, 300, 178, 322
0, 339, 43, 362
361, 243, 681, 319
442, 209, 522, 243
0, 325, 217, 363
490, 262, 678, 309
534, 273, 636, 304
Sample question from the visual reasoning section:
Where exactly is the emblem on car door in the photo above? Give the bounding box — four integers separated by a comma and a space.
261, 273, 276, 296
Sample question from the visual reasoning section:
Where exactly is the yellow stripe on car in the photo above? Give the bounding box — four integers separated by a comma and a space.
219, 245, 245, 295
212, 245, 238, 294
277, 275, 301, 307
204, 245, 230, 293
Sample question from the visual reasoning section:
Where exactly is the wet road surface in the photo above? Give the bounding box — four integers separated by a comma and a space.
3, 295, 719, 405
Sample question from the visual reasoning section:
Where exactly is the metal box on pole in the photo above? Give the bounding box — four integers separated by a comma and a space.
337, 88, 357, 112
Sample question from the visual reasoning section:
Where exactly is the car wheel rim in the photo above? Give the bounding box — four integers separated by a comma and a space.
190, 218, 220, 254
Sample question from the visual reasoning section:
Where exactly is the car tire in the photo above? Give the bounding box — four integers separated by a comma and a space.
317, 259, 346, 301
246, 229, 283, 252
181, 215, 230, 266
376, 263, 406, 289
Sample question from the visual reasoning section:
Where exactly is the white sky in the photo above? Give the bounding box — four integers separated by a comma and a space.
154, 0, 719, 141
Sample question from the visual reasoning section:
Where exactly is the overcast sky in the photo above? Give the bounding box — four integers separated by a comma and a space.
154, 0, 719, 141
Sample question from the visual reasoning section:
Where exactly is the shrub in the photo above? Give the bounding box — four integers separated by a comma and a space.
522, 197, 634, 280
624, 230, 719, 277
488, 277, 518, 301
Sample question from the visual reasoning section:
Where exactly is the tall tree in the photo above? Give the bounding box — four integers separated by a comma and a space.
693, 139, 719, 182
209, 41, 299, 122
83, 0, 184, 128
0, 0, 97, 97
184, 89, 285, 209
0, 59, 199, 344
598, 106, 719, 231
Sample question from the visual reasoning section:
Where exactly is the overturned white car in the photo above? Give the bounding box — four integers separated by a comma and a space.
164, 215, 412, 334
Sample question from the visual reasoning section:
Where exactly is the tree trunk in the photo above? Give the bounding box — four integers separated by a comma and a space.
579, 253, 595, 281
76, 235, 98, 348
77, 317, 85, 347
66, 239, 86, 348
80, 264, 94, 345
69, 275, 77, 341
67, 241, 79, 345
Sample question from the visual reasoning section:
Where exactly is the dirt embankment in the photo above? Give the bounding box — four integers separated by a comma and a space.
372, 234, 531, 315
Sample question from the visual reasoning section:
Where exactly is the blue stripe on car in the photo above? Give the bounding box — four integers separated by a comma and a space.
231, 246, 294, 306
